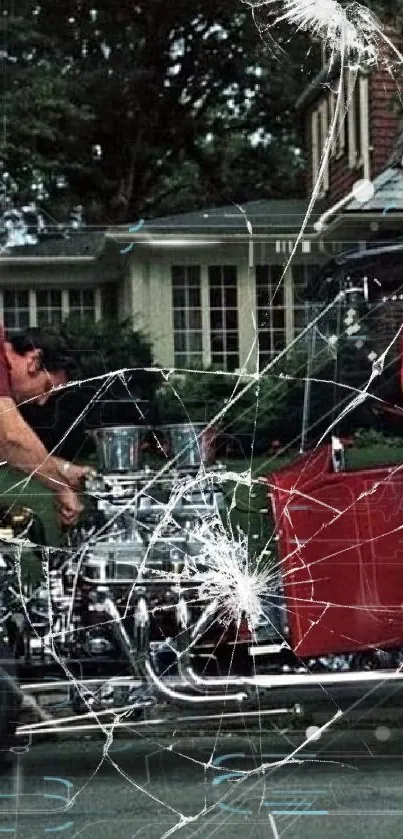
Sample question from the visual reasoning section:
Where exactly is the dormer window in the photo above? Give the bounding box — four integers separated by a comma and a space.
329, 75, 346, 158
311, 100, 330, 197
311, 70, 370, 194
347, 72, 370, 178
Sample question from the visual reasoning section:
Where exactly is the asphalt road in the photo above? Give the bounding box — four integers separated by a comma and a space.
2, 720, 403, 839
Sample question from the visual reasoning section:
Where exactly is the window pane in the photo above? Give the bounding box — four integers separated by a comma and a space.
211, 353, 224, 367
258, 331, 271, 351
173, 288, 186, 308
210, 310, 223, 330
37, 290, 48, 308
188, 287, 201, 307
50, 290, 62, 306
256, 265, 268, 284
188, 332, 202, 352
188, 309, 201, 329
3, 311, 16, 329
174, 353, 188, 368
226, 333, 239, 353
294, 308, 307, 329
273, 332, 286, 350
225, 310, 238, 330
17, 291, 29, 307
209, 288, 222, 308
211, 333, 224, 352
18, 310, 29, 328
174, 333, 187, 352
272, 308, 285, 329
69, 289, 80, 307
256, 265, 285, 359
4, 289, 29, 308
172, 266, 202, 366
226, 354, 239, 371
258, 311, 270, 329
271, 266, 283, 285
272, 285, 284, 306
222, 266, 237, 286
3, 291, 14, 308
224, 287, 237, 308
173, 310, 186, 329
257, 287, 270, 307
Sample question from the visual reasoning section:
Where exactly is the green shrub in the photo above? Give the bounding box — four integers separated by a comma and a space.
353, 428, 403, 448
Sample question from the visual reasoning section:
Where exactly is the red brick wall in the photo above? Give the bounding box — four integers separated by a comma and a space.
369, 66, 399, 176
303, 60, 401, 208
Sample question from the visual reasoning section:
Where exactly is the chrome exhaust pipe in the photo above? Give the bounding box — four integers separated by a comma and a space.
168, 666, 403, 704
144, 656, 247, 706
16, 705, 295, 738
135, 595, 247, 706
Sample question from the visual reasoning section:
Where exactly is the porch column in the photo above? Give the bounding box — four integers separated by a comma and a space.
238, 258, 258, 373
148, 262, 174, 368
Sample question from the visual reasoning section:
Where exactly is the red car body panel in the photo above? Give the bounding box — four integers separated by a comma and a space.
268, 446, 403, 658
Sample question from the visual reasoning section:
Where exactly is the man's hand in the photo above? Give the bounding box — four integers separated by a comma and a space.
54, 488, 83, 528
58, 461, 93, 493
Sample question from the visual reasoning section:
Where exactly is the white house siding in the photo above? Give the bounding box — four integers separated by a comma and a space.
122, 242, 319, 372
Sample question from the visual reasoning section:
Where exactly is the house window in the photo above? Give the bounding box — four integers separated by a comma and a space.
346, 72, 370, 177
256, 265, 286, 369
68, 288, 95, 321
329, 76, 346, 158
1, 287, 99, 333
3, 289, 30, 332
208, 265, 239, 371
36, 289, 63, 327
172, 265, 203, 369
311, 100, 329, 194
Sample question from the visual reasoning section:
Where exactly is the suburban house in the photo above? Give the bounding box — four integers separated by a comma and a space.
2, 31, 403, 374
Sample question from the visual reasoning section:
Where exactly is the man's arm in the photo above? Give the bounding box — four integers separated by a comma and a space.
0, 396, 79, 492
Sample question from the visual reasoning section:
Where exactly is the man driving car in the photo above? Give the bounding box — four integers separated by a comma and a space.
0, 325, 89, 526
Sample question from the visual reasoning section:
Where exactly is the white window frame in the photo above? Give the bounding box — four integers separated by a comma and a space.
346, 71, 369, 176
36, 289, 64, 328
255, 265, 287, 369
0, 287, 101, 332
208, 265, 239, 372
347, 71, 358, 168
359, 75, 370, 179
68, 288, 98, 322
311, 102, 329, 197
335, 73, 346, 158
171, 265, 204, 369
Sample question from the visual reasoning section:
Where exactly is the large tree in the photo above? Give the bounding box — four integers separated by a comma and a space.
1, 1, 318, 223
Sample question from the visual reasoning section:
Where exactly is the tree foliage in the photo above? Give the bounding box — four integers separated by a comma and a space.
1, 1, 318, 222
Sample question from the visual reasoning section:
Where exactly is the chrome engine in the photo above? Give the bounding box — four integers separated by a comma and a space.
1, 424, 272, 726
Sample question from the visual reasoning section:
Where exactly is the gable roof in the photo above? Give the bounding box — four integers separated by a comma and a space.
118, 199, 324, 237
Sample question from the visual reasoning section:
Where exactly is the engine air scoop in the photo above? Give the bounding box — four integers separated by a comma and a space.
88, 426, 149, 473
